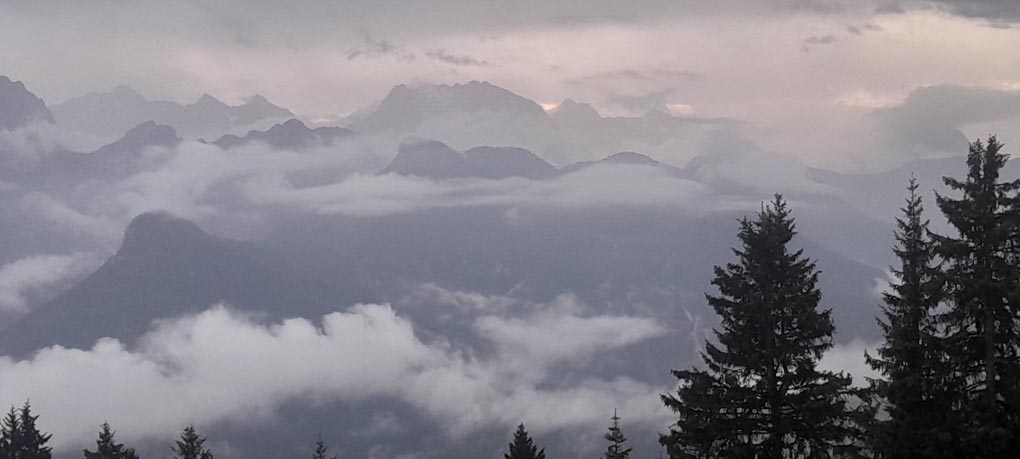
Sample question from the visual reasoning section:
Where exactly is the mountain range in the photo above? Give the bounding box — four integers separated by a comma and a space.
212, 118, 354, 150
51, 85, 293, 139
0, 73, 1007, 459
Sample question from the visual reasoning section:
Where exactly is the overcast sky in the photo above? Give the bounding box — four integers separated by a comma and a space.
4, 0, 1020, 167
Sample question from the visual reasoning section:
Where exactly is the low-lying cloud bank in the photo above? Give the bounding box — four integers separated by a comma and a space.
17, 135, 780, 248
0, 299, 671, 451
244, 163, 725, 217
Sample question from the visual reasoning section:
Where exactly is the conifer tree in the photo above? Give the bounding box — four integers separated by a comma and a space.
83, 422, 138, 459
603, 410, 632, 459
865, 177, 952, 459
933, 135, 1020, 455
504, 423, 545, 459
0, 407, 21, 459
312, 434, 336, 459
171, 425, 213, 459
0, 402, 53, 459
661, 195, 864, 459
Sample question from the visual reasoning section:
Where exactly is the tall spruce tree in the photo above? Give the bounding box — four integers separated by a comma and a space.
661, 195, 864, 459
312, 434, 337, 459
865, 177, 952, 459
933, 135, 1020, 455
171, 425, 213, 459
603, 410, 632, 459
0, 402, 52, 459
504, 423, 545, 459
83, 422, 138, 459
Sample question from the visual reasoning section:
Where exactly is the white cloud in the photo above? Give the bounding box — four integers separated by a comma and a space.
475, 293, 667, 371
407, 282, 518, 313
818, 339, 880, 386
0, 121, 112, 159
14, 136, 389, 244
20, 193, 124, 249
0, 253, 100, 313
871, 269, 895, 300
245, 163, 720, 217
0, 301, 669, 451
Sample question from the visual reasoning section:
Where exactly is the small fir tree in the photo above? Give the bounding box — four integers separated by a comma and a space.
504, 423, 545, 459
83, 422, 139, 459
603, 410, 632, 459
3, 402, 52, 459
312, 434, 337, 459
171, 425, 213, 459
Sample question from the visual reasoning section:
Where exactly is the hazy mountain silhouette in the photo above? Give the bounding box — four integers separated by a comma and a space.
379, 138, 557, 179
808, 155, 1020, 229
461, 146, 559, 179
212, 118, 354, 150
0, 75, 54, 130
348, 81, 737, 165
51, 86, 293, 139
562, 151, 687, 176
351, 81, 550, 134
74, 121, 180, 175
4, 121, 181, 191
0, 212, 325, 356
548, 98, 602, 125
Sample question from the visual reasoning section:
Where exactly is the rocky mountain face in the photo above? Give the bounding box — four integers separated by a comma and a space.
0, 75, 54, 130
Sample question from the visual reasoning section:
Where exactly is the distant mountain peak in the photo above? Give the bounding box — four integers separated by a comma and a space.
550, 99, 602, 124
247, 94, 271, 104
0, 75, 55, 130
108, 84, 145, 99
192, 93, 228, 108
120, 120, 179, 142
381, 139, 556, 180
561, 151, 679, 175
603, 151, 660, 165
233, 94, 294, 125
119, 211, 212, 257
351, 80, 549, 134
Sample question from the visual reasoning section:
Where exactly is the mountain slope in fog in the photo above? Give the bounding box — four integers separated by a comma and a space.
0, 212, 326, 355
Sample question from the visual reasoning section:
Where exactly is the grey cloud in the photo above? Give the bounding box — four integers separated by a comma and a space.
605, 88, 679, 112
346, 37, 414, 61
922, 0, 1020, 23
242, 162, 719, 218
869, 84, 1020, 159
805, 34, 839, 44
548, 13, 637, 26
568, 68, 704, 86
846, 23, 882, 35
425, 49, 492, 67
